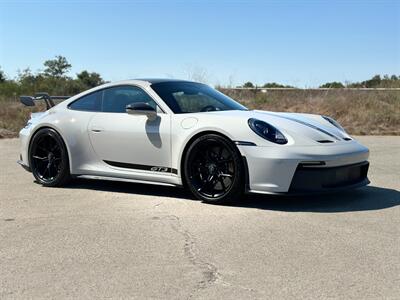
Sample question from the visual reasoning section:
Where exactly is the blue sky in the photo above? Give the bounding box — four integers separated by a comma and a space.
0, 0, 399, 87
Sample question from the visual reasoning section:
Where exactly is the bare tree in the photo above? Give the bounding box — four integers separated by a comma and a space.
184, 65, 209, 83
227, 74, 235, 88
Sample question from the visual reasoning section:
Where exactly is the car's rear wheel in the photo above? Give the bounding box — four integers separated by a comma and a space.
184, 134, 244, 204
29, 128, 71, 187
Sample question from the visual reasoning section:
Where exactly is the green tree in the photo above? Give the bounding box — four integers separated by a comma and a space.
17, 68, 35, 84
319, 81, 345, 88
43, 55, 72, 78
364, 75, 381, 88
263, 82, 293, 88
16, 68, 40, 94
0, 67, 6, 82
243, 81, 254, 88
77, 70, 104, 88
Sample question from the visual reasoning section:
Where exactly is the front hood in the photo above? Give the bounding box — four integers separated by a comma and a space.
255, 110, 350, 141
197, 110, 352, 145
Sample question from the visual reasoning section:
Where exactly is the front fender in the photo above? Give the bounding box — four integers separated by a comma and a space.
171, 118, 248, 178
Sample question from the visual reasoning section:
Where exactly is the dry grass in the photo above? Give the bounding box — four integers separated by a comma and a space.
0, 99, 45, 138
221, 89, 400, 135
0, 89, 399, 138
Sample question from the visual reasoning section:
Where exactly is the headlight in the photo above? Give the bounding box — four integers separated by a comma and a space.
322, 116, 345, 132
248, 118, 288, 144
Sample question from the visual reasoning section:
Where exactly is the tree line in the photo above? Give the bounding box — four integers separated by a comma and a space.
0, 56, 105, 99
241, 74, 400, 89
1, 55, 399, 101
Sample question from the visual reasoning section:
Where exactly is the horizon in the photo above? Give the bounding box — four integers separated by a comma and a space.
0, 0, 399, 88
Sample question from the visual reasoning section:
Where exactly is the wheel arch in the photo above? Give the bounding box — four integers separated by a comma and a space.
179, 130, 249, 188
28, 125, 72, 173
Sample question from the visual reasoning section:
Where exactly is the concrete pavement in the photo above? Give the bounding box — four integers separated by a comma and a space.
1, 136, 399, 299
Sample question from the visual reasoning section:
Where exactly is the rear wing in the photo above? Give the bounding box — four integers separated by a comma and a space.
20, 93, 70, 110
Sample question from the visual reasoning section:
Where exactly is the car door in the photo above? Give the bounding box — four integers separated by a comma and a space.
88, 85, 172, 174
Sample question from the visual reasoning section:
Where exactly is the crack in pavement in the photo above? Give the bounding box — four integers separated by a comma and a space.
161, 215, 218, 299
159, 215, 260, 299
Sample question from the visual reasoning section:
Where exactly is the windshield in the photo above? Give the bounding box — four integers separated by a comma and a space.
151, 81, 247, 114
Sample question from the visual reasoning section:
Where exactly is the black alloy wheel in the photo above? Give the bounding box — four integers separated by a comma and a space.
29, 128, 71, 187
184, 134, 244, 203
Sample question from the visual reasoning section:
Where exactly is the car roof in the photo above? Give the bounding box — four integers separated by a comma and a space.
134, 78, 191, 84
98, 78, 199, 89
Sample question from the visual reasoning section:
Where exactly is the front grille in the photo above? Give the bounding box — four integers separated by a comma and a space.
289, 161, 369, 192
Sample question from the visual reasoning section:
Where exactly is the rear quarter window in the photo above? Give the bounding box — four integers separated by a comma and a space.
69, 91, 102, 111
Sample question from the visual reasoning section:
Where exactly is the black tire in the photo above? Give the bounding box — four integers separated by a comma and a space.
29, 128, 71, 187
183, 134, 244, 204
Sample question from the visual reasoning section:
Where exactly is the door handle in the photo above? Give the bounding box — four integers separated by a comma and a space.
91, 126, 104, 132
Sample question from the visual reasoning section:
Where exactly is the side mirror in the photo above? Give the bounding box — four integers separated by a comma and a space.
20, 96, 36, 107
126, 102, 157, 120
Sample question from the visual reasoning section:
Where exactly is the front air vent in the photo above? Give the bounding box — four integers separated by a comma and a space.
317, 140, 334, 143
343, 138, 352, 141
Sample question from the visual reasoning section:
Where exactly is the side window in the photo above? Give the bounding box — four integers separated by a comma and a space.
172, 92, 227, 113
69, 91, 102, 111
102, 86, 157, 113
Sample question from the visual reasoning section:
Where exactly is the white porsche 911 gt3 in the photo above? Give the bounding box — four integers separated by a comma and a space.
18, 79, 370, 203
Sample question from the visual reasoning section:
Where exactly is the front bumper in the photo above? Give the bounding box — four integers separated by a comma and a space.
238, 141, 370, 194
17, 159, 31, 172
19, 127, 31, 170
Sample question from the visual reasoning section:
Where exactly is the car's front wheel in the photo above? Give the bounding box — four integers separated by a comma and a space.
183, 134, 244, 204
29, 128, 71, 187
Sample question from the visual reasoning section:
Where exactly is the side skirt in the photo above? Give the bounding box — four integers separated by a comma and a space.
75, 174, 181, 187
